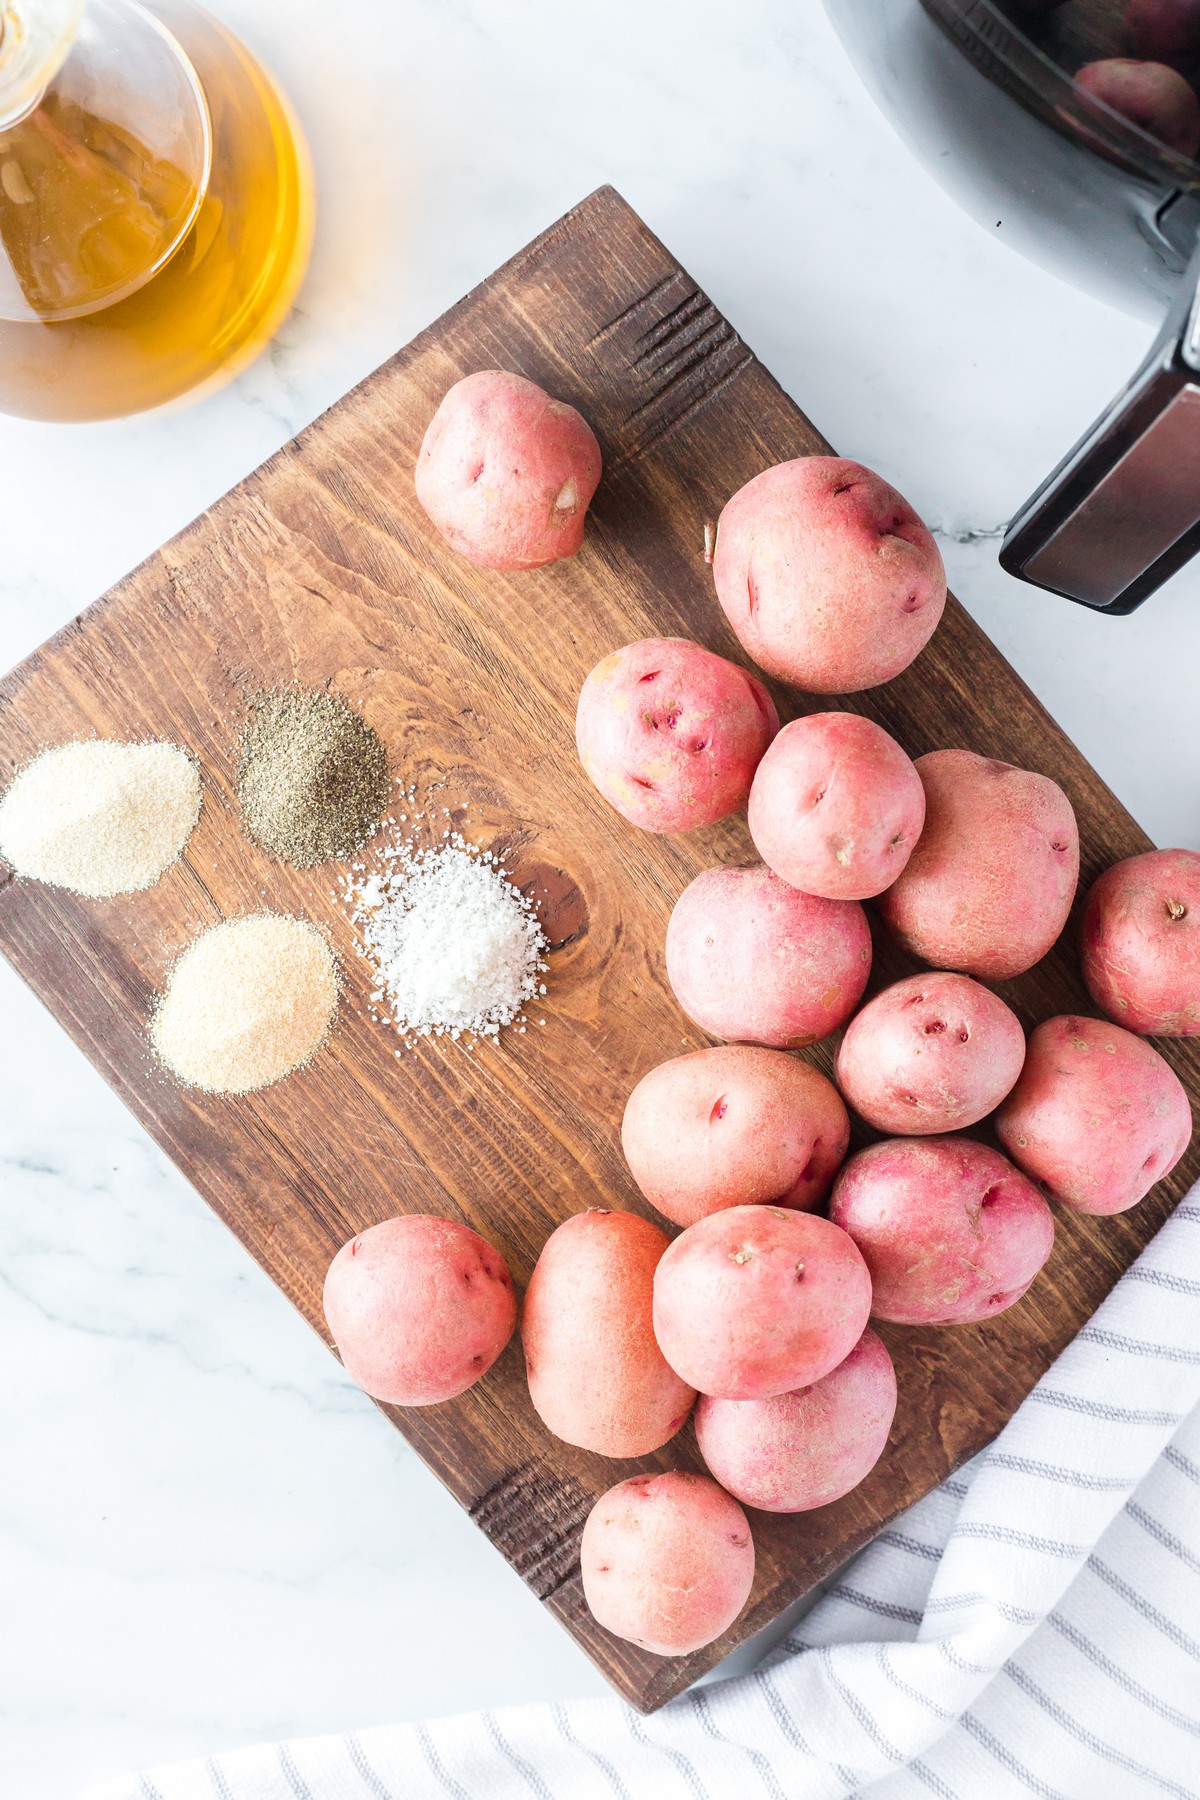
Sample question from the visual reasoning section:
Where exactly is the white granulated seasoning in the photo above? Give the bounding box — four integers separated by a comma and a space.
343, 828, 548, 1045
152, 913, 338, 1094
0, 739, 201, 897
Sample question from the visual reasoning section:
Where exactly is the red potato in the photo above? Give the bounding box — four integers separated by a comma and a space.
1076, 59, 1200, 156
1125, 0, 1200, 64
415, 370, 602, 570
835, 972, 1026, 1135
747, 712, 926, 901
829, 1138, 1055, 1326
580, 1472, 755, 1656
323, 1215, 516, 1405
995, 1014, 1192, 1216
621, 1046, 850, 1226
521, 1209, 695, 1457
575, 637, 779, 833
1081, 848, 1200, 1035
652, 1205, 873, 1399
877, 749, 1079, 981
665, 863, 872, 1048
694, 1327, 897, 1513
710, 457, 946, 694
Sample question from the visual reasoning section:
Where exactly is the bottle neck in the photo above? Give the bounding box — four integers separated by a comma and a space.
0, 0, 84, 129
0, 0, 212, 322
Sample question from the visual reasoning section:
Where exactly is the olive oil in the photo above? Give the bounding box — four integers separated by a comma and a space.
0, 0, 312, 420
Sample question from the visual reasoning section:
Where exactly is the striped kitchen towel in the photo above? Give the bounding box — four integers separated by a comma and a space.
85, 1194, 1200, 1800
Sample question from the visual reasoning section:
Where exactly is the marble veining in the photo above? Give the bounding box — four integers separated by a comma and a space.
2, 2, 1198, 1796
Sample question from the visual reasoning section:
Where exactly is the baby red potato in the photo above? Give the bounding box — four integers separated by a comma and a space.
834, 971, 1026, 1135
694, 1327, 897, 1512
323, 1215, 517, 1405
652, 1205, 873, 1399
415, 370, 602, 569
580, 1471, 755, 1656
829, 1138, 1055, 1326
665, 863, 872, 1048
1081, 848, 1200, 1035
877, 749, 1079, 980
711, 457, 946, 694
521, 1209, 695, 1457
1076, 58, 1200, 156
576, 636, 778, 833
621, 1045, 850, 1226
747, 712, 926, 901
995, 1014, 1192, 1216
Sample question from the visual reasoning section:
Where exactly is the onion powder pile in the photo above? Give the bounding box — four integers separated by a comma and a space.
0, 738, 200, 897
343, 833, 548, 1045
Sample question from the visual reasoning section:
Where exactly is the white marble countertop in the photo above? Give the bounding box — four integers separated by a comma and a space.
3, 2, 1198, 1795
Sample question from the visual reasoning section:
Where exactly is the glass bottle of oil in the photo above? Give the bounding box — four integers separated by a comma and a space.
0, 0, 313, 420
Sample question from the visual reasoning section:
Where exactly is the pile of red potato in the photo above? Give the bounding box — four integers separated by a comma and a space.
322, 369, 1198, 1662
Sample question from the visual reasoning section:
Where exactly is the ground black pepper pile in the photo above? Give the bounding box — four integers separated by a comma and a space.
236, 687, 390, 866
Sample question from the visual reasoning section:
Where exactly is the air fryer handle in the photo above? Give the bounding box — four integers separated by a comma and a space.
1001, 244, 1200, 614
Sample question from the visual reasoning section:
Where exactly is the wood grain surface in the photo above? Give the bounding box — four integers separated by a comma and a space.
1, 186, 1196, 1713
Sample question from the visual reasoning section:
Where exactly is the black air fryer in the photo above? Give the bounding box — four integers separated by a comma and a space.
824, 0, 1200, 613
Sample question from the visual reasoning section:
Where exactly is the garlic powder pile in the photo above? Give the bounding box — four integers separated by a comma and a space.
152, 913, 338, 1094
343, 828, 547, 1045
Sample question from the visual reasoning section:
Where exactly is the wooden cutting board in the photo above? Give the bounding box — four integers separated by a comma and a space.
2, 186, 1196, 1714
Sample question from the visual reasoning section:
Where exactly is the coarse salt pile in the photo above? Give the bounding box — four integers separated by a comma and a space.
0, 739, 200, 897
343, 831, 548, 1045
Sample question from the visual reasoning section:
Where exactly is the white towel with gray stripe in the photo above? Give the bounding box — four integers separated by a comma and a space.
84, 1193, 1200, 1800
